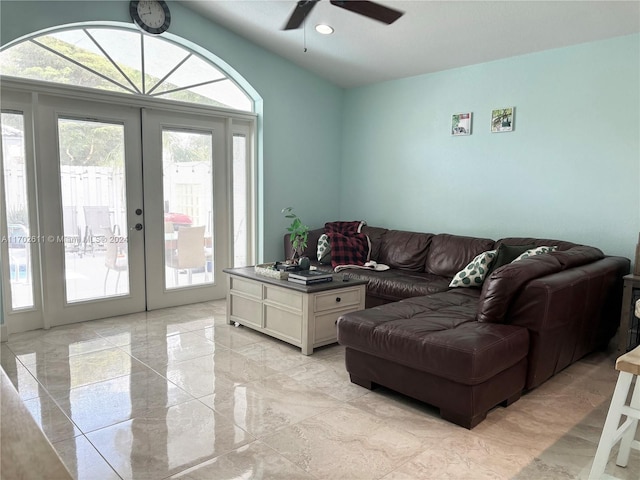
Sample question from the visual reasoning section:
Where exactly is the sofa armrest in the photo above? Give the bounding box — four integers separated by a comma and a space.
477, 254, 562, 324
507, 256, 629, 388
476, 245, 608, 325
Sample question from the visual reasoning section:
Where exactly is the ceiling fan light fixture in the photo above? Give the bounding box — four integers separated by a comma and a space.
315, 24, 334, 35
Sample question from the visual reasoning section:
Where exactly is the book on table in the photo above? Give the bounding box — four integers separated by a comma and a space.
288, 270, 333, 281
287, 270, 333, 284
288, 276, 333, 285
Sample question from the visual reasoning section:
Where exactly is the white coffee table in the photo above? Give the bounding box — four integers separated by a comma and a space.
224, 267, 367, 354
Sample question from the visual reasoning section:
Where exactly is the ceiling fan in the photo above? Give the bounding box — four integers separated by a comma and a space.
283, 0, 404, 30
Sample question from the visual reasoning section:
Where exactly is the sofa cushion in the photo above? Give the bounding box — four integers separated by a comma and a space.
341, 269, 451, 302
378, 230, 433, 272
425, 234, 495, 277
337, 290, 530, 385
550, 245, 604, 269
477, 254, 562, 324
496, 237, 578, 252
449, 250, 497, 288
361, 226, 389, 261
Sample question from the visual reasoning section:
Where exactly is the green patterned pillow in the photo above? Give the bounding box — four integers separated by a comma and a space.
512, 245, 557, 263
449, 250, 497, 288
317, 234, 331, 264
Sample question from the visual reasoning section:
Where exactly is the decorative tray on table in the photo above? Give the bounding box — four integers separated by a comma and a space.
254, 262, 299, 280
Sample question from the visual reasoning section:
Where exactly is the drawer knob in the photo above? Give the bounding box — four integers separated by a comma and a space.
336, 297, 341, 303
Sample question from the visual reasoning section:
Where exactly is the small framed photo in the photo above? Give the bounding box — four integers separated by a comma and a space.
491, 107, 515, 133
451, 112, 472, 136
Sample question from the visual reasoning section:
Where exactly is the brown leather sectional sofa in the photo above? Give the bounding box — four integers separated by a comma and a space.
286, 226, 630, 428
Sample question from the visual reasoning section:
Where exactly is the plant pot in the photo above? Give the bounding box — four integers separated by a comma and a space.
297, 256, 311, 270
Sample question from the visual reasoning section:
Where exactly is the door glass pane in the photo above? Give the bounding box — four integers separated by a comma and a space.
162, 129, 213, 289
232, 134, 248, 267
1, 112, 34, 309
58, 118, 130, 302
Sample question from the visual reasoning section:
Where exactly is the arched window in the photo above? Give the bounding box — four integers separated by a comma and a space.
0, 27, 253, 112
1, 26, 256, 325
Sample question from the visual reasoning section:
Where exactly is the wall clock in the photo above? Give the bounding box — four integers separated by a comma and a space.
130, 1, 171, 35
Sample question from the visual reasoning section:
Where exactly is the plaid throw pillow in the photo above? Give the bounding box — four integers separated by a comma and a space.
328, 232, 370, 269
325, 221, 365, 235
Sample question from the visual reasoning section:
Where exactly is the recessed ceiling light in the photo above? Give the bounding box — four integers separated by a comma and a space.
315, 24, 334, 35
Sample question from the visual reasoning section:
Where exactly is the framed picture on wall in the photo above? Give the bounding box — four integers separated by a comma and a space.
491, 107, 515, 132
451, 112, 472, 136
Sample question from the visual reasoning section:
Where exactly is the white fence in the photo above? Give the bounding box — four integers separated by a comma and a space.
4, 163, 127, 266
4, 162, 215, 238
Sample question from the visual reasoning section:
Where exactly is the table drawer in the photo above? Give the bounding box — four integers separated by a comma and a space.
314, 288, 362, 312
264, 305, 301, 342
229, 294, 262, 328
314, 307, 359, 344
264, 285, 302, 311
230, 277, 262, 299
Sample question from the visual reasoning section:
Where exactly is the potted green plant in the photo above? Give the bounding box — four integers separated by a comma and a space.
282, 207, 309, 264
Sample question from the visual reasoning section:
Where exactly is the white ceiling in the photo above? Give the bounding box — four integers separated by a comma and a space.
181, 0, 640, 88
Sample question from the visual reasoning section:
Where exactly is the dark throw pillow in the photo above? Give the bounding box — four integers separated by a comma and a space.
486, 243, 535, 277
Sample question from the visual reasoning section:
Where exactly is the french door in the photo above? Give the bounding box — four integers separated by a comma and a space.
142, 108, 228, 310
2, 91, 231, 330
36, 95, 147, 325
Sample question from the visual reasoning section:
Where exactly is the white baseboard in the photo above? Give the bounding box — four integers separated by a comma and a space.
0, 324, 7, 342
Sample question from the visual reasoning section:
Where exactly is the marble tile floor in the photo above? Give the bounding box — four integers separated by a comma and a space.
1, 300, 638, 480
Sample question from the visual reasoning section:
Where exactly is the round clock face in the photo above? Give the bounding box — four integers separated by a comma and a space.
130, 1, 171, 35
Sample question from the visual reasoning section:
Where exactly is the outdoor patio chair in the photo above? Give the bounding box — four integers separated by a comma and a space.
101, 227, 127, 295
63, 206, 82, 256
166, 225, 206, 286
83, 206, 117, 255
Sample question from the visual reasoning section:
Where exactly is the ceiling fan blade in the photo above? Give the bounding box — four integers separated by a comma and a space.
283, 0, 320, 30
329, 0, 404, 24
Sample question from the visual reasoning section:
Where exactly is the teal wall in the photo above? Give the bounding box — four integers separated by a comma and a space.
0, 0, 344, 262
341, 34, 640, 262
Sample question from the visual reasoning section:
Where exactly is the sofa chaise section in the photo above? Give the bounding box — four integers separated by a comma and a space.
338, 290, 530, 428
